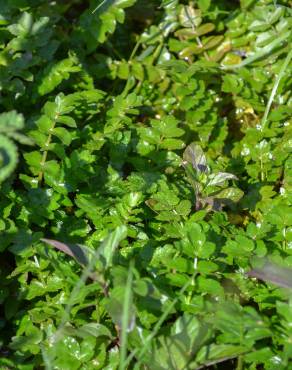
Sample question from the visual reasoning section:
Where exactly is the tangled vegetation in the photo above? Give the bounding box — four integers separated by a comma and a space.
0, 0, 291, 369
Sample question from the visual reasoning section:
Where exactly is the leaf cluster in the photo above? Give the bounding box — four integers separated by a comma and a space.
0, 0, 291, 369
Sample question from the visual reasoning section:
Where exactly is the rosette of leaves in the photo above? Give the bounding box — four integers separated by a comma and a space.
0, 110, 33, 183
183, 143, 243, 211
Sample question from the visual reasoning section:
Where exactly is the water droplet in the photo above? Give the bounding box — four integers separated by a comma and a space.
271, 355, 282, 365
256, 140, 268, 149
34, 256, 40, 268
241, 146, 250, 156
46, 189, 53, 197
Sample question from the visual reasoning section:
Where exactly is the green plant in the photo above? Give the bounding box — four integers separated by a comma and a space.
0, 111, 33, 182
183, 143, 244, 211
0, 0, 291, 369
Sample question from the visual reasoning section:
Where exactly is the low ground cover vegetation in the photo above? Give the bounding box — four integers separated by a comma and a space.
0, 0, 291, 368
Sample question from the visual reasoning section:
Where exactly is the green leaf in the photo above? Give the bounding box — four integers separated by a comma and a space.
0, 111, 24, 132
214, 187, 244, 203
235, 235, 255, 252
57, 115, 77, 128
197, 0, 211, 11
1, 2, 292, 368
53, 127, 72, 146
222, 31, 290, 69
160, 138, 185, 150
0, 135, 18, 182
197, 276, 224, 296
207, 172, 238, 186
37, 55, 81, 96
179, 6, 201, 28
195, 344, 248, 367
98, 225, 128, 269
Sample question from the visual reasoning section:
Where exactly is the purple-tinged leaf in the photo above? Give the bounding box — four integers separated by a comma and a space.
183, 143, 209, 173
41, 238, 90, 266
247, 261, 292, 289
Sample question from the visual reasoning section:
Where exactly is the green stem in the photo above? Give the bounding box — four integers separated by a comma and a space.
38, 114, 59, 184
260, 157, 265, 182
124, 273, 194, 367
92, 0, 107, 14
129, 39, 141, 61
236, 355, 243, 370
261, 47, 292, 130
222, 31, 290, 70
183, 5, 210, 61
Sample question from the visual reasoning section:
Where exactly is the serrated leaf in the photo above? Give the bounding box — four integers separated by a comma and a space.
0, 111, 24, 132
53, 127, 72, 146
57, 115, 77, 128
37, 56, 81, 96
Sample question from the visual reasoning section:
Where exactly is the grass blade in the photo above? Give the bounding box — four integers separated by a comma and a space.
119, 259, 134, 370
261, 48, 292, 130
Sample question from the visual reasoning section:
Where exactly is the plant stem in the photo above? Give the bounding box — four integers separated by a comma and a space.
38, 114, 59, 184
236, 355, 243, 370
119, 259, 134, 370
125, 273, 194, 367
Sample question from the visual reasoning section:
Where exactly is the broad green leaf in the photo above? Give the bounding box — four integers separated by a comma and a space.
53, 127, 72, 146
57, 115, 77, 128
195, 344, 248, 366
214, 187, 244, 202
